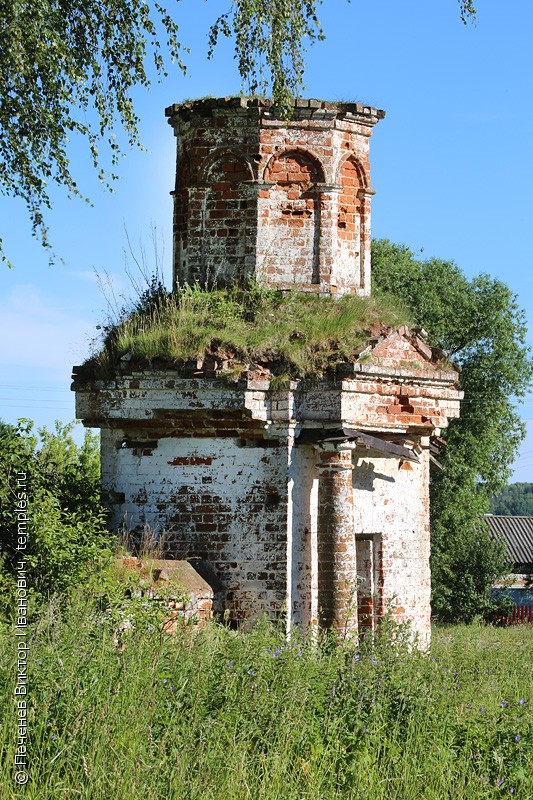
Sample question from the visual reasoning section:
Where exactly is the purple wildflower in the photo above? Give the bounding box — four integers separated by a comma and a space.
519, 698, 525, 705
501, 701, 507, 708
247, 669, 255, 676
228, 662, 234, 669
515, 735, 521, 742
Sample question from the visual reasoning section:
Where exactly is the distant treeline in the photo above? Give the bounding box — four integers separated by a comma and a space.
490, 483, 533, 516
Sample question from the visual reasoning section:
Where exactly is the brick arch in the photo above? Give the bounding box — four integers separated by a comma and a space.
263, 147, 325, 186
198, 147, 255, 184
258, 148, 324, 287
181, 148, 256, 287
335, 153, 368, 189
335, 154, 367, 291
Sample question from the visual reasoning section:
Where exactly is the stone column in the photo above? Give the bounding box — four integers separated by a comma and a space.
316, 445, 357, 635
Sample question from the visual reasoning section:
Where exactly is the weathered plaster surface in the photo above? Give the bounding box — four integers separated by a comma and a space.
74, 330, 461, 641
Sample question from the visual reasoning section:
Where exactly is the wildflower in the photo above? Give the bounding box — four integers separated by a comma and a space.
371, 655, 377, 665
479, 707, 487, 716
163, 678, 168, 684
501, 701, 507, 708
510, 789, 515, 794
515, 735, 521, 742
247, 669, 255, 676
519, 698, 525, 705
497, 778, 505, 787
228, 662, 234, 669
51, 735, 56, 741
38, 660, 43, 666
297, 651, 302, 657
354, 654, 361, 662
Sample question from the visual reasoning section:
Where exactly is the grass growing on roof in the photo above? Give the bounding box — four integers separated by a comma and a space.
89, 281, 410, 378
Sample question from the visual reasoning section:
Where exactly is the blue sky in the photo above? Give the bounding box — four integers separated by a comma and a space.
2, 0, 533, 480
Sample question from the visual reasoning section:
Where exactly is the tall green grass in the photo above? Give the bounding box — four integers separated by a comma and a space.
86, 282, 410, 380
2, 589, 532, 799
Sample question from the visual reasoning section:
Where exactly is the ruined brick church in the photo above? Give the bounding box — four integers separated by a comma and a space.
73, 98, 462, 645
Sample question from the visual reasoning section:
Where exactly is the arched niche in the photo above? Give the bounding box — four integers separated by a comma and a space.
260, 149, 326, 286
183, 149, 255, 286
335, 155, 368, 291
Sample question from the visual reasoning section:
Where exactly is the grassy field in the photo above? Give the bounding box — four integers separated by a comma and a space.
2, 590, 532, 799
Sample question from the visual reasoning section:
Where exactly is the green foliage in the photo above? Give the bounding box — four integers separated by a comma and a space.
0, 419, 109, 609
209, 0, 325, 115
2, 596, 533, 798
1, 1, 477, 265
372, 239, 533, 622
0, 0, 185, 266
491, 483, 533, 516
87, 280, 409, 379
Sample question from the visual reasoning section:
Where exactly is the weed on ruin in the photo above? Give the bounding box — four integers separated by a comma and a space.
83, 280, 410, 380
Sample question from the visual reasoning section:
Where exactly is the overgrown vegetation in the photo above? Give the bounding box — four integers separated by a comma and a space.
2, 590, 532, 799
372, 239, 533, 622
491, 483, 533, 517
85, 279, 410, 380
0, 420, 110, 614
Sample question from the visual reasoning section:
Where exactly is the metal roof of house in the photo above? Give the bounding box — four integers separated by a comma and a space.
485, 515, 533, 571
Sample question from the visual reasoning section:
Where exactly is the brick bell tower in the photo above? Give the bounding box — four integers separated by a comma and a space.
74, 97, 463, 645
165, 97, 385, 295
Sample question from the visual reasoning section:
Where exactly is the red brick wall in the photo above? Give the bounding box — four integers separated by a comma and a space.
167, 98, 383, 294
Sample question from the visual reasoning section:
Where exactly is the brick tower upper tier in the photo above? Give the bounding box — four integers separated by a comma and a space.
165, 97, 385, 295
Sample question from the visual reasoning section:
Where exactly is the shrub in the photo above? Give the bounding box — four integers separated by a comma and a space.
0, 419, 110, 615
